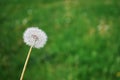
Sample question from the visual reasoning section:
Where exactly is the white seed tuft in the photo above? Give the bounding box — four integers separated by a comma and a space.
23, 27, 47, 48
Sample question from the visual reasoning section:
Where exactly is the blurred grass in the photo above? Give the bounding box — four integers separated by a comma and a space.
0, 0, 120, 80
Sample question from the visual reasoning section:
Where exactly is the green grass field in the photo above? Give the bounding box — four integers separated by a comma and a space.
0, 0, 120, 80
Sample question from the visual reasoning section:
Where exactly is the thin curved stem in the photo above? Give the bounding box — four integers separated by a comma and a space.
20, 45, 33, 80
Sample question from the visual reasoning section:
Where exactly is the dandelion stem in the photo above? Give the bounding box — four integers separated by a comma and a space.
20, 45, 33, 80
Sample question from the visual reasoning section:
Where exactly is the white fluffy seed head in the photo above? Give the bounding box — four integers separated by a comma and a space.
23, 27, 47, 48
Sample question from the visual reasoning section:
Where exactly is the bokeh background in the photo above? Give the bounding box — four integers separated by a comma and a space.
0, 0, 120, 80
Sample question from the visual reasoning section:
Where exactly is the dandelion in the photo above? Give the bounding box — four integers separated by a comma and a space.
20, 27, 47, 80
23, 27, 47, 48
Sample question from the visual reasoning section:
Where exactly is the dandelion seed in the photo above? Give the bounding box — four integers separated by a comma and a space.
20, 27, 47, 80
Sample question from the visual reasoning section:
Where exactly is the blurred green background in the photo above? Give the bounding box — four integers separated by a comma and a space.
0, 0, 120, 80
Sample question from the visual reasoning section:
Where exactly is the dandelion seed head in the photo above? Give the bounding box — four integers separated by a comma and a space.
23, 27, 47, 48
